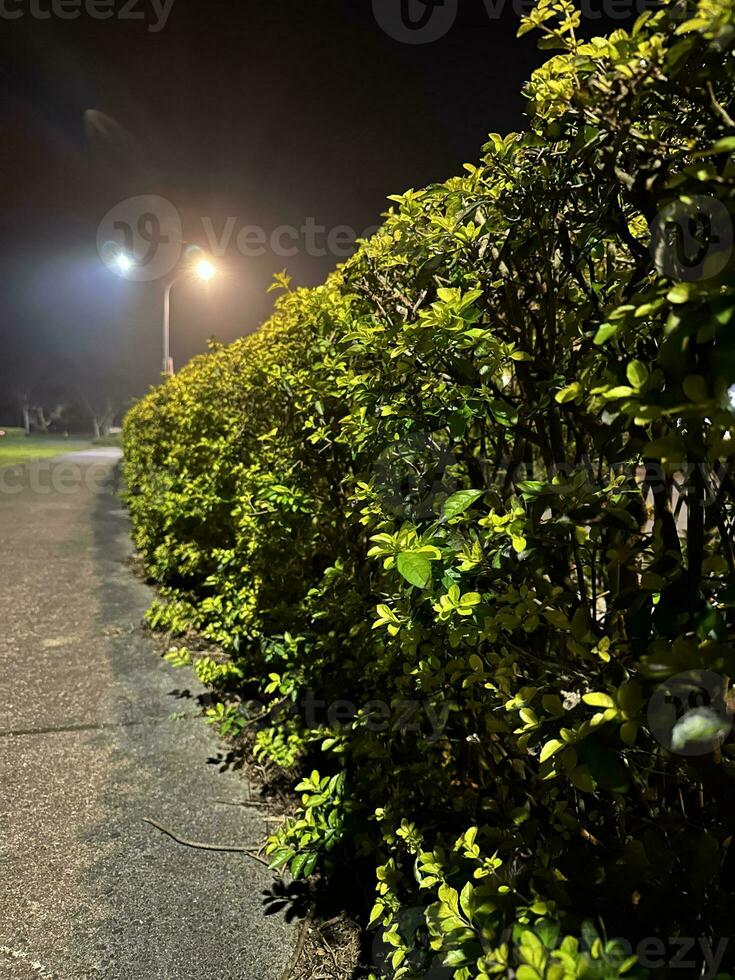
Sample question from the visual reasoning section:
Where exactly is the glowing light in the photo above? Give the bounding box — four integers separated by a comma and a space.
196, 259, 215, 281
728, 384, 735, 411
115, 253, 134, 274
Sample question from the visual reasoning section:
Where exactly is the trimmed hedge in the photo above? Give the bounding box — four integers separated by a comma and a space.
124, 1, 735, 976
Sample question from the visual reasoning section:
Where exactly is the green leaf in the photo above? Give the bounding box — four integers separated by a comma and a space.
516, 966, 542, 980
626, 360, 649, 388
460, 880, 475, 918
268, 848, 294, 870
302, 851, 319, 877
540, 738, 564, 762
620, 721, 638, 746
368, 901, 385, 926
593, 322, 619, 344
443, 489, 484, 519
444, 949, 473, 968
535, 918, 560, 949
555, 382, 582, 404
598, 384, 636, 400
290, 852, 312, 877
396, 552, 432, 589
569, 766, 596, 793
693, 135, 735, 156
682, 374, 708, 402
489, 398, 519, 426
438, 882, 460, 915
582, 692, 616, 708
448, 409, 468, 438
516, 480, 548, 498
667, 282, 695, 304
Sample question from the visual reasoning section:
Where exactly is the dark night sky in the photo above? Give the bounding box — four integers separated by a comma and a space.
0, 0, 630, 424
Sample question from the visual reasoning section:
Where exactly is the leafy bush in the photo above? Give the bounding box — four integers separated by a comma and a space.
124, 1, 735, 975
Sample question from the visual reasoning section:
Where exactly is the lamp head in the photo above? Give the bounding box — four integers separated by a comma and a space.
115, 252, 134, 274
196, 259, 216, 281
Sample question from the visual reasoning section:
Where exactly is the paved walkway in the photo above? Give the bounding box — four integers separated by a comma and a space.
0, 450, 295, 979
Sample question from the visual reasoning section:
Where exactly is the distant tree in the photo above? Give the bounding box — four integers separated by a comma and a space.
75, 368, 129, 438
13, 356, 81, 434
14, 387, 31, 435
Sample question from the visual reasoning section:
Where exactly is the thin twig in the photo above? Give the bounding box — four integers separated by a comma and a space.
707, 81, 735, 128
212, 798, 267, 809
280, 910, 313, 980
142, 816, 271, 866
319, 934, 341, 976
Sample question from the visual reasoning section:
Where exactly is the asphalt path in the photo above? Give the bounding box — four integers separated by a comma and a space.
0, 450, 295, 979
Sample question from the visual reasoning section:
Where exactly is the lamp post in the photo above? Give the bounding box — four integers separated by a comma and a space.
162, 259, 216, 375
162, 276, 174, 376
113, 252, 216, 377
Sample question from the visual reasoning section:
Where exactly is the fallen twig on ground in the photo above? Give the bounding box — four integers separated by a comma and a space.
142, 816, 271, 866
280, 910, 313, 980
212, 798, 267, 808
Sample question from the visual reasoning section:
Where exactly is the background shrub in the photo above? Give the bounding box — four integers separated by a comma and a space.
124, 1, 735, 975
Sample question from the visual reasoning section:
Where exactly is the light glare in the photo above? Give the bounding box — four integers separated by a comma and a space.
196, 259, 215, 281
115, 253, 134, 274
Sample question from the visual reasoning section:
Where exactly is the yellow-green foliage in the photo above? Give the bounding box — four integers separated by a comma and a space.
124, 2, 735, 975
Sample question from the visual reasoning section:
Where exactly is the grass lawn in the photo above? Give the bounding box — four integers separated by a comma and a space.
0, 434, 93, 468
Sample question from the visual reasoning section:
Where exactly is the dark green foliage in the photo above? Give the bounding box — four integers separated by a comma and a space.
124, 2, 735, 975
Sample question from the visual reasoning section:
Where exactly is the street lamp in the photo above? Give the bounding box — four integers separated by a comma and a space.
111, 250, 217, 377
195, 259, 216, 281
162, 256, 217, 375
115, 252, 134, 274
